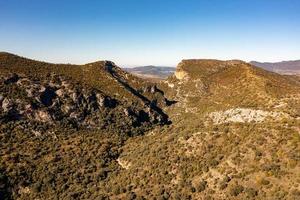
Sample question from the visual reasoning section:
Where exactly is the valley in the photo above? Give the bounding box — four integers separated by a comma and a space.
0, 53, 300, 199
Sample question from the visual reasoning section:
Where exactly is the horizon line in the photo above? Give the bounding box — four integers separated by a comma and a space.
1, 51, 299, 68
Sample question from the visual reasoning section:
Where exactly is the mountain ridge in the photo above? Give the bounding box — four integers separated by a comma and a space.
118, 59, 300, 199
1, 53, 300, 199
0, 52, 172, 135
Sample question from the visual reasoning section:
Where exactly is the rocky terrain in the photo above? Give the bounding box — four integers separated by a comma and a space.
0, 52, 172, 199
113, 59, 300, 199
1, 53, 300, 199
0, 52, 171, 133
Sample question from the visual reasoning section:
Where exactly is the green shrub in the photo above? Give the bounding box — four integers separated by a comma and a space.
230, 185, 244, 196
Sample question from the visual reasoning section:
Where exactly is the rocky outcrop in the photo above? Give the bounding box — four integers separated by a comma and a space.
174, 70, 188, 80
1, 98, 13, 112
208, 108, 290, 124
0, 72, 169, 135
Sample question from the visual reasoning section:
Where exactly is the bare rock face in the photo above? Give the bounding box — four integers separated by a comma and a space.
208, 108, 290, 124
174, 70, 188, 80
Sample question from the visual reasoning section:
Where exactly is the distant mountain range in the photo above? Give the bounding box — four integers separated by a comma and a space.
124, 60, 300, 81
250, 60, 300, 75
123, 65, 176, 80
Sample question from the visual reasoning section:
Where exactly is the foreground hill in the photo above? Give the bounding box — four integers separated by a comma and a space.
1, 54, 300, 199
124, 66, 175, 81
251, 60, 300, 75
0, 52, 172, 199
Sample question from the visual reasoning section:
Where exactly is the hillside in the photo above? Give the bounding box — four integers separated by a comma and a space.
0, 52, 171, 128
163, 59, 300, 115
113, 59, 300, 199
0, 53, 172, 199
1, 55, 300, 199
250, 60, 300, 75
124, 66, 175, 81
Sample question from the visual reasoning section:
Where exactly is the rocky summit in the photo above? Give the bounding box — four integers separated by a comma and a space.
1, 53, 300, 199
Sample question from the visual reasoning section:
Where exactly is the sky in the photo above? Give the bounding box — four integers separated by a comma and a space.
0, 0, 299, 67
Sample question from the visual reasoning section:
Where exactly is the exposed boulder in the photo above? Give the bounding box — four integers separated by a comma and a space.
32, 130, 42, 137
55, 89, 64, 97
34, 110, 52, 123
2, 98, 13, 112
96, 94, 106, 107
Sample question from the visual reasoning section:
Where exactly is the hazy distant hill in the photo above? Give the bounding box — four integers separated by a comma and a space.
250, 60, 300, 75
124, 65, 175, 80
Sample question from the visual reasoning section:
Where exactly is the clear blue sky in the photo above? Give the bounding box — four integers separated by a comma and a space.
0, 0, 299, 67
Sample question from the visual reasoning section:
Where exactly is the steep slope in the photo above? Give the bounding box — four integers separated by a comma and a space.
163, 59, 300, 118
0, 52, 170, 134
111, 59, 300, 199
251, 60, 300, 75
0, 53, 172, 199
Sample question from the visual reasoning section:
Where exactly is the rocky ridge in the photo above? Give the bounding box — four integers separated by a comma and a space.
0, 53, 171, 136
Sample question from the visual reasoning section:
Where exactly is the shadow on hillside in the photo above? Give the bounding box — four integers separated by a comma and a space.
105, 64, 172, 125
0, 171, 12, 200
